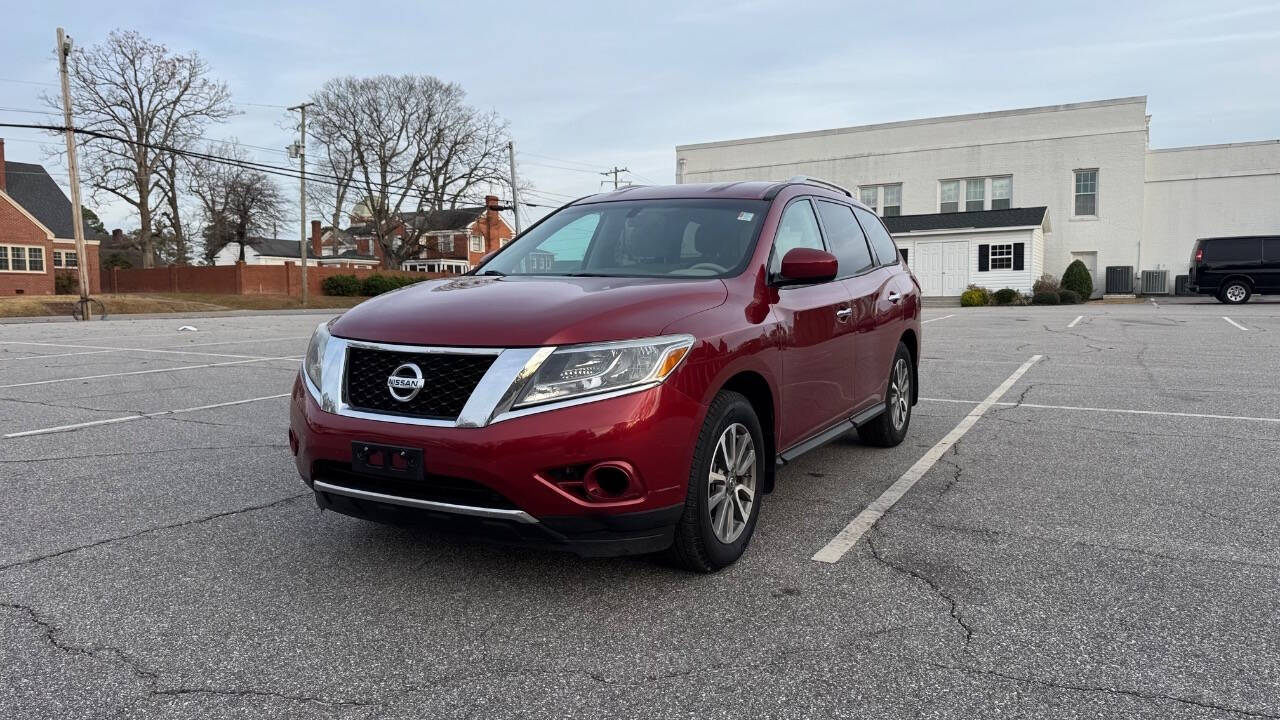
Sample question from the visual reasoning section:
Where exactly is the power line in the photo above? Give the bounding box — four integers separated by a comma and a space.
517, 150, 600, 170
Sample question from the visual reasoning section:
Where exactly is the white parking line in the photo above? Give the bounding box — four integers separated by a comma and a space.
1222, 316, 1248, 331
157, 335, 311, 350
1067, 315, 1083, 328
0, 349, 120, 362
3, 393, 291, 438
0, 356, 300, 389
812, 354, 1042, 563
0, 341, 289, 361
922, 314, 955, 324
921, 396, 1280, 424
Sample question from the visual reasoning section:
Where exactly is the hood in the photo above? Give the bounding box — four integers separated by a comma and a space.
331, 275, 728, 347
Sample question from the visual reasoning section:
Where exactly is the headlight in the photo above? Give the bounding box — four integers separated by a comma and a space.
512, 335, 694, 408
304, 321, 332, 389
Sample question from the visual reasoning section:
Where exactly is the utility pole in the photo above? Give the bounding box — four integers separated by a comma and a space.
507, 141, 521, 234
55, 28, 92, 320
288, 102, 314, 306
601, 166, 629, 190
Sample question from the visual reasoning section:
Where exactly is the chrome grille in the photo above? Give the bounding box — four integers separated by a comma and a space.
344, 346, 495, 420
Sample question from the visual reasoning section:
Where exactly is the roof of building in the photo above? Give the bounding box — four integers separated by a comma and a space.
239, 237, 320, 259
883, 207, 1048, 234
345, 206, 490, 236
3, 161, 103, 239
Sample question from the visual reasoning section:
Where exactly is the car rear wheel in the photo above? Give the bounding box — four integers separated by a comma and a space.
666, 390, 764, 572
857, 342, 914, 448
1218, 281, 1251, 304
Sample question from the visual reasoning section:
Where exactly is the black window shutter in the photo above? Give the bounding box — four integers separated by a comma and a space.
978, 244, 989, 272
1013, 243, 1025, 271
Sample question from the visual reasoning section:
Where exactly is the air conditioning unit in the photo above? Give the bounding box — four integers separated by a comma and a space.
1140, 270, 1169, 295
1174, 274, 1191, 296
1105, 266, 1134, 294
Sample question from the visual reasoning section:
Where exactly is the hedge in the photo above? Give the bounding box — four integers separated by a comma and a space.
1061, 260, 1093, 299
1031, 291, 1060, 305
1058, 289, 1082, 304
993, 288, 1019, 305
321, 274, 362, 296
960, 286, 991, 307
360, 274, 421, 296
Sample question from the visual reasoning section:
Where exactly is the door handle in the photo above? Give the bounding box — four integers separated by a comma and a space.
836, 306, 852, 322
887, 291, 902, 304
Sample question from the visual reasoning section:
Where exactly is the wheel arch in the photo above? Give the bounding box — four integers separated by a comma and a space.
1221, 275, 1255, 291
719, 370, 777, 494
899, 328, 919, 405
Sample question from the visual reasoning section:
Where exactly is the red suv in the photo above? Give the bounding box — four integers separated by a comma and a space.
290, 178, 921, 570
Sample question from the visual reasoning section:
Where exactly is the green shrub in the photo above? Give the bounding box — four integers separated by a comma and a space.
960, 286, 990, 307
322, 274, 362, 296
1032, 273, 1059, 296
1032, 291, 1060, 305
1058, 289, 1082, 304
993, 288, 1019, 305
360, 274, 421, 296
54, 273, 78, 295
1060, 260, 1094, 299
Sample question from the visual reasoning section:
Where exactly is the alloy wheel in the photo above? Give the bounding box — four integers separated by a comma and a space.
707, 422, 756, 544
889, 357, 911, 430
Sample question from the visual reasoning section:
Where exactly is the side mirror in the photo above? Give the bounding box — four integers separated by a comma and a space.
776, 247, 838, 285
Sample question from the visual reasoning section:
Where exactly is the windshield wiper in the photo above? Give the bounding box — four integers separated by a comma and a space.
565, 272, 612, 277
477, 269, 506, 276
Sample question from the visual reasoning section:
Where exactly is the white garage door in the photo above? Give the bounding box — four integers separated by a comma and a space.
914, 241, 969, 296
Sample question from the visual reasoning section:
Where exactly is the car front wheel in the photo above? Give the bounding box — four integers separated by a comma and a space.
1218, 281, 1251, 304
667, 390, 764, 572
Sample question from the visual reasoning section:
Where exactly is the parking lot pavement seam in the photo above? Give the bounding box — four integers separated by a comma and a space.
0, 492, 308, 573
3, 392, 292, 438
922, 661, 1280, 719
865, 533, 975, 654
2, 601, 380, 713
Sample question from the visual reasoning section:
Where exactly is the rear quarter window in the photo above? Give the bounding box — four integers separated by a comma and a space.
1204, 238, 1262, 262
1264, 238, 1280, 263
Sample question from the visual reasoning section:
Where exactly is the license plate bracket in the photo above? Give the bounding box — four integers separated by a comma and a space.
351, 442, 424, 481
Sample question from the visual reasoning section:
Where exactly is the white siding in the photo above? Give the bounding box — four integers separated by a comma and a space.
968, 230, 1037, 294
1142, 140, 1280, 275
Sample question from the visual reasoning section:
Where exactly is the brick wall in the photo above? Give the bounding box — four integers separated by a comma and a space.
0, 193, 55, 295
104, 262, 439, 296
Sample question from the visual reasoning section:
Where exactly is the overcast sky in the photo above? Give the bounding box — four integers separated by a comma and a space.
2, 0, 1278, 232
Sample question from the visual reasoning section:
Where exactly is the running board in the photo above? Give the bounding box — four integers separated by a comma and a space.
776, 404, 885, 466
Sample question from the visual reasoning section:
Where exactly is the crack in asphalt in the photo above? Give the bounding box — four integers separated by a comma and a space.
2, 602, 377, 711
865, 534, 974, 653
927, 661, 1280, 719
0, 492, 308, 573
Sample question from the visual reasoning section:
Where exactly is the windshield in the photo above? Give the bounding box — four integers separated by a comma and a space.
478, 198, 768, 278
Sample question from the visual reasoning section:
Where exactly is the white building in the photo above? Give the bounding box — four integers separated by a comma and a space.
675, 97, 1280, 297
211, 237, 379, 268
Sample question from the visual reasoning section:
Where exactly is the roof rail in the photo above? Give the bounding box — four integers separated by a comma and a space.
786, 175, 853, 198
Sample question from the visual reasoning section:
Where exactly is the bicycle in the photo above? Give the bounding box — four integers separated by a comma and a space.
72, 297, 107, 321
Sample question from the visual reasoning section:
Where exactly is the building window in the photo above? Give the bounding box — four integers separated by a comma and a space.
940, 180, 960, 212
965, 179, 985, 212
438, 236, 454, 252
0, 245, 44, 273
991, 177, 1012, 210
857, 183, 902, 217
53, 250, 78, 268
470, 235, 484, 253
858, 187, 878, 213
1074, 169, 1098, 216
989, 243, 1013, 270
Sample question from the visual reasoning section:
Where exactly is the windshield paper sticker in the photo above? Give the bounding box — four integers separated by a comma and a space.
737, 212, 754, 222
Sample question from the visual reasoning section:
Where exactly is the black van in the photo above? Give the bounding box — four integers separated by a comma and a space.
1187, 236, 1280, 304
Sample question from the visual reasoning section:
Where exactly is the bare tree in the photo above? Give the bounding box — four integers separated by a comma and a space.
188, 146, 287, 263
49, 30, 235, 267
309, 75, 510, 268
306, 136, 357, 231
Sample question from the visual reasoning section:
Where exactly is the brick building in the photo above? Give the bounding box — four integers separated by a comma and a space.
0, 139, 102, 295
340, 195, 515, 274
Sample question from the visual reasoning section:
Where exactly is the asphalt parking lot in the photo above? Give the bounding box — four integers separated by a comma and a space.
2, 299, 1278, 719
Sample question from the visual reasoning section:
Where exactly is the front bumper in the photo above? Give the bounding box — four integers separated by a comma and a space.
289, 373, 703, 557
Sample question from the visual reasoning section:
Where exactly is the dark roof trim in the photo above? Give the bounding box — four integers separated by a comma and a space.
883, 206, 1048, 234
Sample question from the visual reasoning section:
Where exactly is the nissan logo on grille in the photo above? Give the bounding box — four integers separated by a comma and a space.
386, 362, 426, 402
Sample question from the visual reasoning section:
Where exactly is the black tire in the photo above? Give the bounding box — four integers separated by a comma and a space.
1218, 281, 1251, 305
666, 390, 765, 572
857, 342, 914, 448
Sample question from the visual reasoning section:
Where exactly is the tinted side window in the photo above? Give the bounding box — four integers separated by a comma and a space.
769, 199, 825, 274
1263, 238, 1280, 263
854, 207, 900, 266
1205, 238, 1262, 262
815, 200, 873, 277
